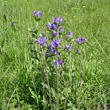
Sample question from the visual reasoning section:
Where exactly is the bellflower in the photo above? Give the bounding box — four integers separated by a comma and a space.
69, 32, 73, 36
35, 36, 46, 46
32, 10, 42, 17
76, 37, 86, 43
75, 36, 81, 43
58, 17, 63, 23
53, 59, 63, 67
46, 22, 51, 30
46, 22, 51, 29
45, 51, 49, 56
49, 41, 55, 48
81, 38, 86, 42
59, 26, 63, 31
32, 11, 37, 16
32, 27, 35, 30
76, 49, 79, 53
57, 51, 60, 55
49, 47, 56, 53
37, 10, 42, 17
52, 30, 57, 36
66, 43, 71, 50
53, 38, 59, 48
12, 21, 16, 24
52, 16, 57, 23
51, 23, 56, 28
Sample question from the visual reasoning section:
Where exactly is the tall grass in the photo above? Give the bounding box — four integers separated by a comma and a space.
0, 0, 110, 109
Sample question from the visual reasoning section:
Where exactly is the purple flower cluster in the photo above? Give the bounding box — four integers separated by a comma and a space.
33, 11, 87, 67
49, 38, 59, 53
65, 43, 72, 50
53, 59, 63, 67
52, 16, 63, 23
45, 38, 60, 57
75, 36, 86, 43
32, 10, 42, 17
35, 36, 46, 46
46, 16, 63, 37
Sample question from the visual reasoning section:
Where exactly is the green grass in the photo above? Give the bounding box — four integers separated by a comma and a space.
0, 0, 110, 109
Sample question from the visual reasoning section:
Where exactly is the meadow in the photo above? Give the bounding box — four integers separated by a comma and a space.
0, 0, 110, 109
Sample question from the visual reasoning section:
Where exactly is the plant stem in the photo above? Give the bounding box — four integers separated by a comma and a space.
46, 62, 52, 110
64, 81, 69, 110
56, 61, 59, 110
64, 52, 71, 109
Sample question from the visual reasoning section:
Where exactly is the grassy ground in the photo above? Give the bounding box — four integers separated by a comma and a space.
0, 0, 110, 109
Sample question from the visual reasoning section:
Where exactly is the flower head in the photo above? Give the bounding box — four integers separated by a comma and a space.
53, 38, 59, 48
53, 59, 63, 67
49, 38, 59, 48
76, 49, 79, 53
51, 23, 56, 28
49, 47, 56, 53
12, 21, 16, 24
75, 37, 87, 43
66, 43, 71, 50
32, 10, 42, 17
69, 32, 73, 36
75, 36, 81, 43
46, 22, 51, 30
58, 17, 63, 23
57, 51, 60, 55
52, 16, 57, 23
52, 30, 57, 36
32, 27, 35, 30
49, 41, 55, 48
35, 36, 46, 46
45, 51, 49, 56
81, 38, 86, 42
59, 26, 63, 31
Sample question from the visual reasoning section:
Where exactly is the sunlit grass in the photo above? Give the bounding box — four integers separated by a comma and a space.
0, 0, 110, 109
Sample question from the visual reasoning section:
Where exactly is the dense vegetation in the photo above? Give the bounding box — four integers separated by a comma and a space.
0, 0, 110, 109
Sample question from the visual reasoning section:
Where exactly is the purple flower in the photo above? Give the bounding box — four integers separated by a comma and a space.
12, 21, 16, 24
75, 36, 81, 43
59, 26, 63, 31
32, 11, 37, 16
49, 39, 59, 48
32, 27, 35, 30
75, 37, 86, 43
49, 41, 55, 48
46, 22, 51, 30
53, 38, 59, 48
53, 59, 63, 67
45, 51, 49, 56
76, 49, 79, 53
32, 10, 42, 17
58, 17, 63, 23
52, 16, 57, 23
52, 30, 57, 36
66, 43, 72, 50
81, 38, 86, 42
37, 10, 42, 17
51, 23, 56, 28
69, 32, 73, 36
57, 51, 60, 55
49, 47, 56, 53
35, 36, 46, 46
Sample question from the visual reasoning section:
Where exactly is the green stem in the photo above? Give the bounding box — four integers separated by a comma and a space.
46, 62, 52, 110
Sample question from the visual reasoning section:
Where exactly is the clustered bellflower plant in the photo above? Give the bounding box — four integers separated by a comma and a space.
30, 10, 87, 110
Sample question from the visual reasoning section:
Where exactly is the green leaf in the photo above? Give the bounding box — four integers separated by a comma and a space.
29, 87, 37, 99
